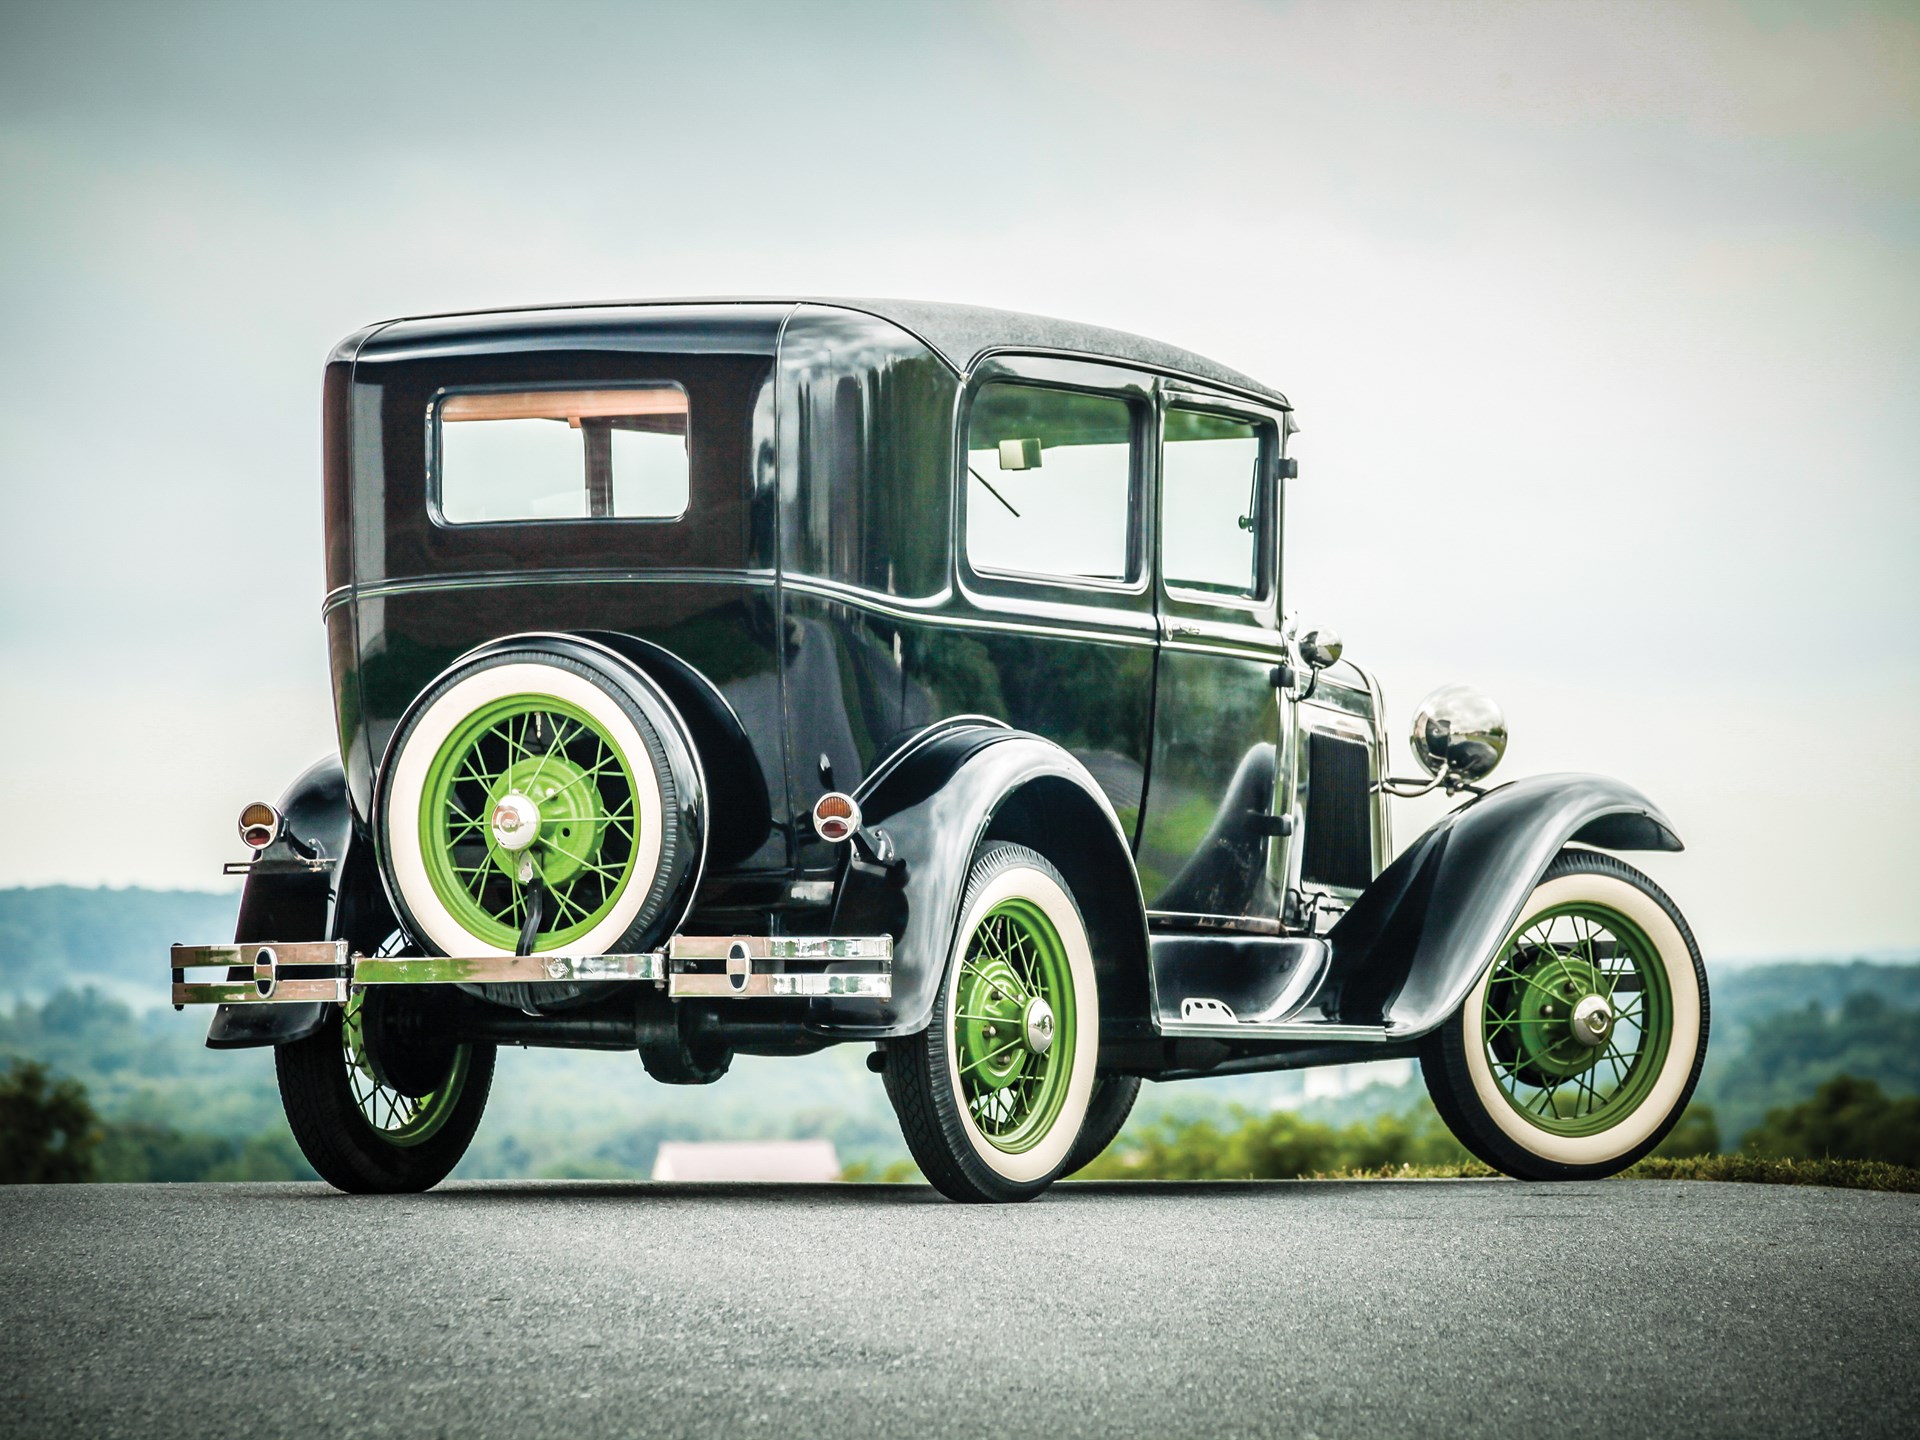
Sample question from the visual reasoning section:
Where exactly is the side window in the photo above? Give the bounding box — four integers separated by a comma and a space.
964, 383, 1135, 584
436, 385, 690, 523
1161, 407, 1265, 598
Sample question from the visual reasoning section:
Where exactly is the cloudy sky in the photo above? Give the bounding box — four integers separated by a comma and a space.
1, 0, 1914, 957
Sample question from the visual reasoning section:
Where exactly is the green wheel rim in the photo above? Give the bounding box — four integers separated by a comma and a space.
418, 693, 641, 952
340, 994, 469, 1147
1479, 901, 1674, 1137
952, 896, 1077, 1154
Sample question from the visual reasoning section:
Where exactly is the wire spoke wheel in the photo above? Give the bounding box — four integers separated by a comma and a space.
953, 899, 1077, 1154
274, 927, 497, 1193
884, 843, 1100, 1202
1479, 902, 1672, 1136
1422, 849, 1707, 1181
338, 993, 469, 1148
419, 695, 640, 953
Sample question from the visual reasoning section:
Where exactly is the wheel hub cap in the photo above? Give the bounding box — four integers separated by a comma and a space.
490, 792, 541, 852
1510, 951, 1615, 1081
1569, 994, 1613, 1048
1023, 996, 1055, 1056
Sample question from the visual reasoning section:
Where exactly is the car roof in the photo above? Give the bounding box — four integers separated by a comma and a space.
372, 297, 1291, 411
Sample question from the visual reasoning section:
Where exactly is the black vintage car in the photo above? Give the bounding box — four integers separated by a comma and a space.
170, 298, 1708, 1202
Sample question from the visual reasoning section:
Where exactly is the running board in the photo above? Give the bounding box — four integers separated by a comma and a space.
1158, 1018, 1393, 1043
169, 935, 892, 1008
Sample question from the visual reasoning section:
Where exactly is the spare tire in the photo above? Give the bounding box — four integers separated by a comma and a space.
375, 634, 706, 962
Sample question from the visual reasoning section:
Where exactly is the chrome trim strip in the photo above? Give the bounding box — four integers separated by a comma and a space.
175, 979, 351, 1006
355, 952, 666, 985
172, 941, 350, 969
781, 578, 1157, 650
1158, 1020, 1391, 1042
1147, 911, 1288, 937
322, 568, 777, 618
667, 934, 893, 961
668, 970, 892, 999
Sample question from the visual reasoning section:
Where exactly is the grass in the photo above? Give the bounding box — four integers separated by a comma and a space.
1310, 1155, 1920, 1193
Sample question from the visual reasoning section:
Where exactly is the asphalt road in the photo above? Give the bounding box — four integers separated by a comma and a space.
4, 1179, 1916, 1439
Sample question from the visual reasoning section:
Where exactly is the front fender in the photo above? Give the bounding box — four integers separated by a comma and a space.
1323, 772, 1682, 1037
810, 724, 1151, 1041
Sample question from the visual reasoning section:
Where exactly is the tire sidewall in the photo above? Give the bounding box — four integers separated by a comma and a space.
377, 649, 680, 958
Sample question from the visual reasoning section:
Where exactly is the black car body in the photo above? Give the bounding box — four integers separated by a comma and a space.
171, 299, 1708, 1200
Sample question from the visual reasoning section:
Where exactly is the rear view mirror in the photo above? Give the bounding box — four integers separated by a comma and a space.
998, 438, 1042, 471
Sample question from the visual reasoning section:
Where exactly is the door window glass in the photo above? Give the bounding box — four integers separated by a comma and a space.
964, 383, 1135, 583
1161, 407, 1265, 597
437, 386, 690, 523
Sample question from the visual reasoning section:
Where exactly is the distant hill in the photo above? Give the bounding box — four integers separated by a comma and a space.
0, 887, 238, 1006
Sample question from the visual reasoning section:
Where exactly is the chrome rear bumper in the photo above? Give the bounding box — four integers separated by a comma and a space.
170, 935, 893, 1008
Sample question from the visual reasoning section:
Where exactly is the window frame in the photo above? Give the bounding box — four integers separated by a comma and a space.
1156, 386, 1283, 616
425, 380, 695, 530
955, 362, 1151, 604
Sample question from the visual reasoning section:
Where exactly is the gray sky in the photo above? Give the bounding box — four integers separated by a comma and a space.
1, 0, 1915, 957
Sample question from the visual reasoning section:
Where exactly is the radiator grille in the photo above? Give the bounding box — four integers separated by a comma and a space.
1302, 732, 1373, 890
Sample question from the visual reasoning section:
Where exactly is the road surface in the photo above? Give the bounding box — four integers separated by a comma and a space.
4, 1179, 1916, 1438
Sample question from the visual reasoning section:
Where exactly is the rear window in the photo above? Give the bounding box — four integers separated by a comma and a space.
435, 385, 690, 523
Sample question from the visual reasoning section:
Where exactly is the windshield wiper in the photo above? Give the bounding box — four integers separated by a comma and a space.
967, 465, 1022, 519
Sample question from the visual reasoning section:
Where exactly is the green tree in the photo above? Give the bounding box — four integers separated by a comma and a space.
1743, 1075, 1920, 1167
0, 1060, 100, 1183
1701, 993, 1920, 1144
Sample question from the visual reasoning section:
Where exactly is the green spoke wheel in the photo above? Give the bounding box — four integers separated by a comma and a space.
953, 898, 1077, 1154
1478, 903, 1672, 1136
375, 641, 705, 966
884, 843, 1101, 1203
339, 994, 470, 1148
418, 695, 640, 953
275, 933, 497, 1194
1422, 849, 1709, 1181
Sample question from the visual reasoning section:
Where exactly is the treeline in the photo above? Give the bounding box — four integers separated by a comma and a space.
1, 1060, 314, 1183
1079, 1077, 1920, 1181
4, 953, 1919, 1185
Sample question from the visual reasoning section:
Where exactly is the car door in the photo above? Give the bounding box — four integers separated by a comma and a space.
899, 356, 1160, 840
1135, 385, 1292, 928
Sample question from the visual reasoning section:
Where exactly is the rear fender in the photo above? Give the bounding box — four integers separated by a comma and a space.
1323, 772, 1683, 1037
812, 723, 1152, 1048
205, 756, 389, 1049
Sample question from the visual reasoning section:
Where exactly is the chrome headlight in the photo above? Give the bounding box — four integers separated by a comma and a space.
1410, 684, 1508, 783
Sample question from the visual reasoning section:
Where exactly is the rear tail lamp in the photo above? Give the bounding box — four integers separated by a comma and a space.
238, 801, 283, 851
811, 792, 862, 844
